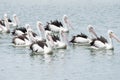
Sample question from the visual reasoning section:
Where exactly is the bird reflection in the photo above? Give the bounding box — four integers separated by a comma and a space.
89, 49, 114, 56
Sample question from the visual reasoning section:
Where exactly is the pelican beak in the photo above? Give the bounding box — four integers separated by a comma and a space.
13, 14, 19, 25
38, 23, 45, 33
26, 24, 32, 32
64, 16, 74, 29
47, 34, 54, 47
4, 17, 10, 29
88, 27, 98, 38
110, 33, 120, 42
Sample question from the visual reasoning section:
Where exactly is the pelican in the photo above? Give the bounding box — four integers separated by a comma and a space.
1, 14, 13, 26
30, 41, 53, 54
4, 13, 12, 25
12, 34, 31, 46
12, 26, 27, 36
13, 22, 45, 42
70, 33, 91, 45
45, 15, 72, 33
12, 24, 32, 46
69, 25, 97, 45
33, 21, 46, 42
90, 30, 120, 50
0, 15, 10, 33
46, 30, 67, 49
29, 30, 53, 54
12, 23, 37, 36
11, 14, 19, 27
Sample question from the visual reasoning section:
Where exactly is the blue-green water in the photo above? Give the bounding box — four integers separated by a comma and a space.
0, 0, 120, 80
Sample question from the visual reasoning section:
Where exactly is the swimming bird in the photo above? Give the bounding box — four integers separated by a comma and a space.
0, 14, 12, 26
12, 24, 33, 46
10, 14, 19, 27
90, 30, 120, 50
69, 25, 96, 45
12, 26, 27, 36
45, 15, 72, 33
46, 30, 67, 49
0, 15, 10, 33
12, 23, 37, 36
29, 30, 53, 54
12, 34, 31, 46
33, 21, 46, 42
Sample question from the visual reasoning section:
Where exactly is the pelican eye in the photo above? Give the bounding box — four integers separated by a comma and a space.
110, 32, 113, 34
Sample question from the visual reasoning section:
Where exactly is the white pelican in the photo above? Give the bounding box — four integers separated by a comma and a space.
30, 41, 53, 54
3, 13, 12, 25
12, 24, 32, 46
12, 34, 31, 46
46, 30, 67, 49
25, 21, 45, 41
90, 30, 120, 50
11, 14, 19, 27
12, 24, 37, 37
70, 33, 91, 45
0, 15, 10, 33
45, 15, 72, 33
18, 23, 45, 42
69, 25, 97, 45
33, 21, 46, 42
12, 26, 27, 36
29, 30, 53, 54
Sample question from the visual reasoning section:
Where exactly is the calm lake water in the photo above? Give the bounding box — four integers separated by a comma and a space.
0, 0, 120, 80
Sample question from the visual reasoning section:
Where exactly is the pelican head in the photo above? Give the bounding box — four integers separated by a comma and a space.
87, 25, 98, 38
108, 30, 113, 38
87, 25, 94, 32
108, 30, 120, 42
25, 24, 32, 32
4, 13, 8, 17
13, 14, 17, 17
63, 15, 73, 30
4, 13, 8, 20
63, 15, 67, 18
37, 21, 42, 26
63, 15, 68, 23
37, 21, 45, 32
25, 24, 30, 29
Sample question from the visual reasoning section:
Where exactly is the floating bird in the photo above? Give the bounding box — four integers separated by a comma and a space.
90, 30, 120, 50
46, 30, 67, 49
33, 21, 46, 42
12, 24, 32, 46
10, 14, 19, 27
45, 15, 72, 33
12, 34, 31, 46
0, 15, 10, 33
29, 30, 53, 54
69, 25, 96, 45
30, 41, 53, 54
12, 27, 27, 36
0, 14, 12, 26
70, 33, 91, 45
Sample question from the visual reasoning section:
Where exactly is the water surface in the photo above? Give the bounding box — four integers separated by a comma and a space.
0, 0, 120, 80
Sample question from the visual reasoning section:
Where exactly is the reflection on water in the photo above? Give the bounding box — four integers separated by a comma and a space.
0, 0, 120, 80
89, 49, 114, 56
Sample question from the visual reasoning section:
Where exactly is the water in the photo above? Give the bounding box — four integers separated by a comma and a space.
0, 0, 120, 80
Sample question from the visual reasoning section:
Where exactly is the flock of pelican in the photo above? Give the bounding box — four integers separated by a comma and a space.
0, 13, 120, 55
